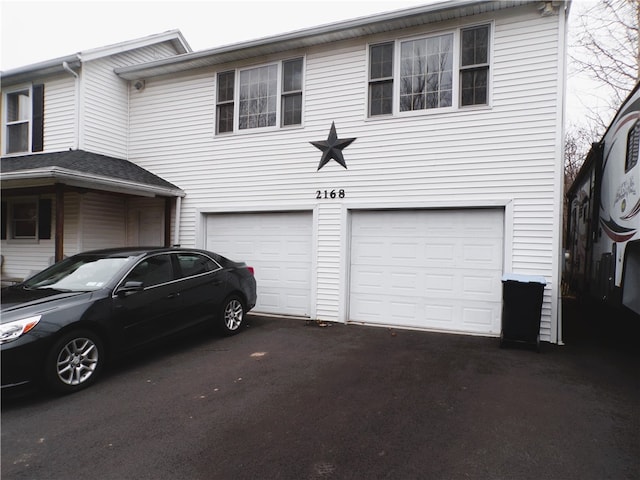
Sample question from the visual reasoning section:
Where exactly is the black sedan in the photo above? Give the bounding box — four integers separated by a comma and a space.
1, 247, 256, 394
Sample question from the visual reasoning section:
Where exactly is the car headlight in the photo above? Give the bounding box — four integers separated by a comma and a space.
0, 315, 42, 345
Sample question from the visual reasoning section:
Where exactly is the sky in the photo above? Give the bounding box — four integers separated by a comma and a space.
0, 0, 603, 127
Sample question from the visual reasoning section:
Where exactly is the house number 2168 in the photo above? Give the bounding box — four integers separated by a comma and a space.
316, 189, 345, 199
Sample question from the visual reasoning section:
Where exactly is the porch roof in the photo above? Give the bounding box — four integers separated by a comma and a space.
1, 150, 185, 198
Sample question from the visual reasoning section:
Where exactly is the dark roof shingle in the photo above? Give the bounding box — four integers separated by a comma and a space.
1, 150, 181, 192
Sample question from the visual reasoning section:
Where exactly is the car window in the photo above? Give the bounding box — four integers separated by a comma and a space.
26, 257, 132, 291
125, 254, 174, 287
176, 253, 220, 278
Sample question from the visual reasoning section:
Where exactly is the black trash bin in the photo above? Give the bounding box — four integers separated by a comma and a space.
500, 273, 546, 351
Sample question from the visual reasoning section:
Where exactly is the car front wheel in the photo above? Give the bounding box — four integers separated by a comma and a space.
219, 296, 245, 335
44, 330, 104, 394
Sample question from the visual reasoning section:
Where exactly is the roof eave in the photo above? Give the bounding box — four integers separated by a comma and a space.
1, 56, 81, 86
115, 0, 530, 80
0, 167, 186, 198
1, 29, 191, 85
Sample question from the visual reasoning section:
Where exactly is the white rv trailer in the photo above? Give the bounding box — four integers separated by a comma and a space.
566, 82, 640, 316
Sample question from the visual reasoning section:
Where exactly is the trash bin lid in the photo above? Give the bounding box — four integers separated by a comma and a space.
501, 273, 547, 285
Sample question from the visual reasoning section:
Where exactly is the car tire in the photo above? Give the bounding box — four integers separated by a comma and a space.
219, 295, 245, 335
44, 330, 104, 394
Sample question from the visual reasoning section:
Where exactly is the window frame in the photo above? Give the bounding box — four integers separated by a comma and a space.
6, 196, 39, 242
3, 86, 32, 155
398, 31, 455, 113
368, 42, 395, 117
176, 252, 222, 279
281, 57, 304, 127
215, 56, 305, 135
366, 22, 492, 119
459, 24, 491, 107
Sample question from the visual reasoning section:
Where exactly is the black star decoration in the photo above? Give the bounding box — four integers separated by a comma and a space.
310, 122, 356, 171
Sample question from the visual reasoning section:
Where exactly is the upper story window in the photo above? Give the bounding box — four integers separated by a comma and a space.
6, 90, 31, 153
368, 24, 490, 117
460, 25, 490, 106
281, 58, 303, 127
626, 120, 639, 171
400, 33, 454, 111
239, 64, 277, 129
216, 71, 235, 134
369, 43, 394, 116
3, 84, 44, 154
216, 58, 303, 135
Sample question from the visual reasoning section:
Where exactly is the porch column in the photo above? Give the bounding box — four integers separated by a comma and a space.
164, 197, 172, 247
55, 184, 64, 261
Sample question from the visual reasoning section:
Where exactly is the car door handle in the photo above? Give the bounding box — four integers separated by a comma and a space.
167, 293, 181, 299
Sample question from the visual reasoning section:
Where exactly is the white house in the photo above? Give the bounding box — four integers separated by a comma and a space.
1, 1, 569, 343
1, 30, 189, 275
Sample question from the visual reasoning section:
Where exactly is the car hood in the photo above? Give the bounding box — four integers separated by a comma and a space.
1, 286, 98, 318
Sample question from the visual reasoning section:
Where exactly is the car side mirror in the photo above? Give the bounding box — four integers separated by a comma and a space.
116, 281, 144, 296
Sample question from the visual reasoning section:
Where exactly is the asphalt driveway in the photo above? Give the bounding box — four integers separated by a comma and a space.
2, 298, 639, 479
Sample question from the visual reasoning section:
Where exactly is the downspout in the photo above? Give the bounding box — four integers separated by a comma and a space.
56, 60, 79, 262
555, 0, 572, 346
62, 60, 80, 150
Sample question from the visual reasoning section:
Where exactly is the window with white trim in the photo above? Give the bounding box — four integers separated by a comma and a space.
3, 84, 44, 154
367, 24, 490, 117
6, 89, 30, 153
400, 33, 454, 111
369, 42, 394, 116
281, 58, 303, 127
216, 71, 235, 134
215, 58, 303, 134
1, 197, 52, 241
460, 25, 490, 106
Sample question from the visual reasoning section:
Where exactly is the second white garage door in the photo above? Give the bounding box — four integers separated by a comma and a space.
349, 209, 504, 335
205, 212, 312, 317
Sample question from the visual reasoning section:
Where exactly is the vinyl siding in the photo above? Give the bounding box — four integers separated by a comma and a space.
128, 4, 564, 340
79, 193, 126, 251
1, 195, 56, 280
43, 74, 76, 151
63, 192, 81, 257
82, 41, 185, 158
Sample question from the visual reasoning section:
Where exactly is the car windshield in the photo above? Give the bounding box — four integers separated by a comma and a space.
24, 256, 134, 292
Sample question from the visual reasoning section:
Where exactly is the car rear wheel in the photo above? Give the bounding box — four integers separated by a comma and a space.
44, 330, 104, 394
219, 295, 245, 335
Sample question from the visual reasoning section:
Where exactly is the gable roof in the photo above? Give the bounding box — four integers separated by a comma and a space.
1, 30, 191, 86
1, 150, 184, 198
115, 0, 536, 81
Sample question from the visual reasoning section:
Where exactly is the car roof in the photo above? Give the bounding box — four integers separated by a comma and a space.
75, 247, 213, 258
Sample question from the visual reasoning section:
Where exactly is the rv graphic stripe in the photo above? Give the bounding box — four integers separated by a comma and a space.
600, 217, 637, 242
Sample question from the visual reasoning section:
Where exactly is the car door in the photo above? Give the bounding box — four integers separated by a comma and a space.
173, 252, 229, 328
111, 253, 183, 349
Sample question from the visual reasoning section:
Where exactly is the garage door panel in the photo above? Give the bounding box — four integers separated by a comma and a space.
350, 209, 503, 335
463, 275, 498, 297
463, 306, 494, 329
206, 212, 312, 317
425, 274, 454, 292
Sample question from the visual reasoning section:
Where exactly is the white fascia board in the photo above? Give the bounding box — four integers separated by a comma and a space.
1, 55, 81, 86
1, 30, 190, 84
1, 167, 185, 198
115, 0, 529, 80
80, 29, 191, 61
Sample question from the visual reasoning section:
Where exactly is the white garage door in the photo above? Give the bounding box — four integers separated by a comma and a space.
349, 209, 504, 335
205, 212, 312, 317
